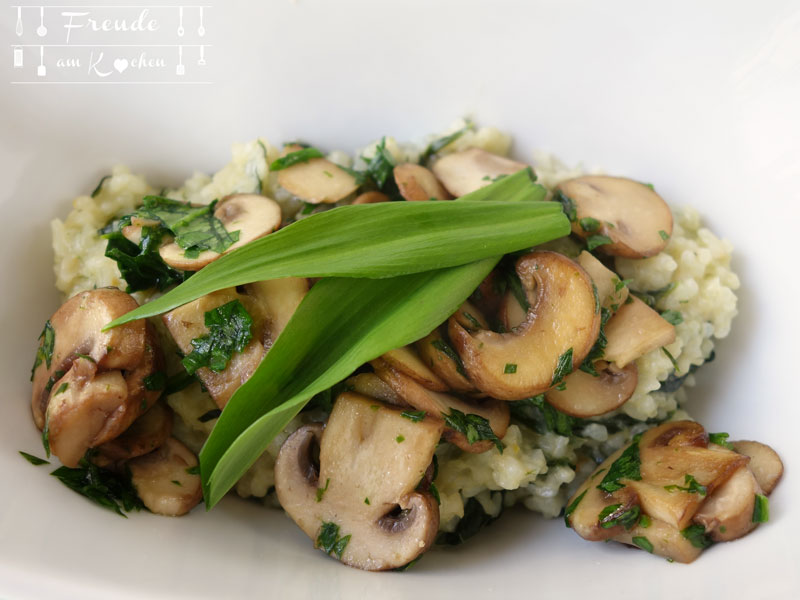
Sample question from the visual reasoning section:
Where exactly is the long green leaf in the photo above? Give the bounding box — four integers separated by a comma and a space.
106, 170, 553, 328
201, 262, 498, 506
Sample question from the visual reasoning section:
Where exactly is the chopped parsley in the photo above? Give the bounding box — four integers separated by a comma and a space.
363, 137, 397, 190
143, 371, 167, 391
364, 497, 370, 505
660, 310, 683, 326
597, 434, 642, 493
182, 300, 254, 374
54, 382, 69, 395
396, 435, 405, 443
632, 535, 654, 553
564, 489, 587, 528
579, 307, 611, 376
579, 217, 601, 233
659, 230, 670, 241
31, 320, 56, 380
598, 503, 641, 530
19, 451, 49, 466
269, 147, 325, 171
586, 234, 613, 252
462, 311, 482, 330
681, 523, 712, 549
708, 432, 734, 450
91, 174, 112, 198
662, 347, 681, 373
51, 453, 144, 517
553, 190, 577, 222
664, 474, 707, 496
496, 257, 530, 313
316, 478, 330, 502
429, 482, 441, 505
42, 415, 51, 457
752, 494, 769, 523
510, 394, 577, 438
504, 363, 517, 374
419, 121, 473, 164
316, 521, 351, 559
639, 514, 651, 528
186, 465, 201, 476
436, 493, 503, 546
431, 338, 466, 377
103, 225, 186, 293
442, 408, 504, 453
401, 410, 426, 423
550, 348, 574, 387
197, 408, 222, 423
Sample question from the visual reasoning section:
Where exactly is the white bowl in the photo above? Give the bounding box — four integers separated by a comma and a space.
2, 1, 799, 598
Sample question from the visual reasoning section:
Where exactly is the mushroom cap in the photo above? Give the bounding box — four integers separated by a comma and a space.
545, 362, 638, 418
450, 251, 601, 400
393, 163, 451, 202
277, 153, 359, 204
602, 295, 676, 368
274, 392, 443, 571
431, 148, 528, 197
731, 440, 784, 495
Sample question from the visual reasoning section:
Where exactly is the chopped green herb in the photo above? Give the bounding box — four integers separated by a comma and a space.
586, 234, 613, 252
510, 394, 577, 437
186, 465, 201, 476
19, 451, 49, 466
598, 503, 641, 530
442, 408, 504, 453
436, 493, 503, 545
639, 514, 651, 528
165, 371, 196, 395
613, 277, 633, 292
681, 524, 712, 549
719, 525, 727, 533
91, 174, 112, 198
143, 371, 167, 391
554, 190, 577, 222
300, 202, 316, 216
497, 257, 531, 313
370, 404, 380, 411
42, 415, 51, 458
579, 307, 611, 376
429, 482, 441, 505
462, 311, 482, 330
182, 300, 254, 374
316, 521, 351, 559
171, 480, 182, 486
31, 320, 56, 380
364, 497, 370, 505
660, 310, 683, 326
752, 494, 769, 523
51, 453, 144, 517
664, 474, 707, 496
103, 226, 186, 293
316, 478, 330, 502
419, 121, 474, 164
708, 432, 734, 450
659, 230, 670, 241
550, 348, 574, 386
393, 556, 421, 572
54, 382, 69, 395
363, 137, 397, 190
198, 408, 222, 423
662, 347, 680, 373
401, 410, 426, 423
564, 489, 587, 528
504, 363, 517, 374
269, 147, 324, 171
632, 535, 654, 553
396, 435, 405, 443
579, 217, 601, 233
431, 338, 466, 377
597, 435, 642, 493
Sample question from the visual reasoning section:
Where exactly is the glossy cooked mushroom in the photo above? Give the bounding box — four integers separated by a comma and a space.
277, 146, 359, 204
544, 362, 637, 418
555, 175, 673, 258
602, 295, 676, 368
158, 193, 282, 271
274, 392, 443, 570
431, 148, 528, 197
449, 251, 601, 400
393, 163, 452, 201
30, 288, 163, 467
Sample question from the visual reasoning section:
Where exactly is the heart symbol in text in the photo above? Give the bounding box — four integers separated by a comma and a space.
113, 58, 129, 73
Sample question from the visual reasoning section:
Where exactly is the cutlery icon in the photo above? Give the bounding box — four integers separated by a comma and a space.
177, 6, 185, 37
198, 45, 206, 66
176, 46, 185, 76
13, 46, 23, 68
15, 6, 23, 36
37, 45, 46, 77
198, 7, 206, 36
37, 6, 47, 37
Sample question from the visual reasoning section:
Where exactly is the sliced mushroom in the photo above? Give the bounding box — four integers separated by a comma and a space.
431, 148, 528, 197
95, 401, 174, 466
274, 392, 443, 570
555, 175, 673, 258
731, 440, 784, 495
575, 250, 629, 312
277, 148, 359, 205
128, 437, 202, 516
602, 295, 676, 368
346, 373, 403, 406
162, 278, 307, 408
352, 191, 389, 205
415, 328, 476, 394
378, 346, 448, 392
372, 359, 509, 453
499, 290, 528, 331
614, 516, 703, 563
159, 194, 282, 271
393, 163, 452, 201
450, 251, 601, 400
694, 466, 761, 542
545, 362, 637, 418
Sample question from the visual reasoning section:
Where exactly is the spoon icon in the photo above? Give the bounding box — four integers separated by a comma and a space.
15, 6, 23, 36
37, 6, 47, 37
198, 7, 206, 36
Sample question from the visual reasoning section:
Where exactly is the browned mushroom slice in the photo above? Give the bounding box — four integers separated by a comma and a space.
95, 401, 174, 466
614, 517, 703, 563
499, 290, 527, 331
556, 175, 673, 258
575, 251, 629, 312
731, 440, 784, 495
693, 466, 761, 542
545, 362, 637, 418
277, 148, 359, 204
352, 191, 389, 205
432, 148, 528, 197
31, 288, 146, 430
346, 373, 404, 406
449, 251, 601, 400
274, 393, 443, 571
128, 437, 202, 516
160, 194, 282, 271
393, 163, 452, 202
602, 295, 676, 368
415, 328, 476, 394
378, 346, 448, 392
373, 360, 508, 453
